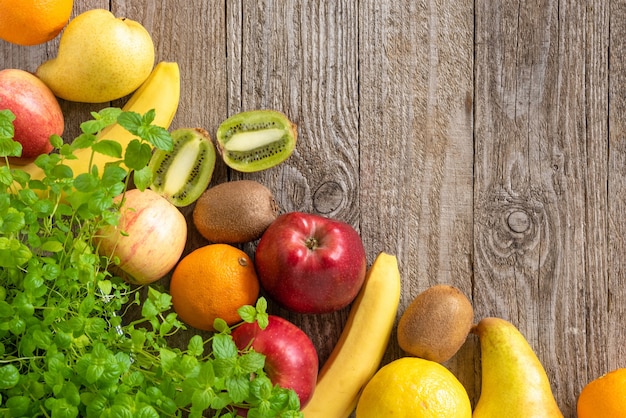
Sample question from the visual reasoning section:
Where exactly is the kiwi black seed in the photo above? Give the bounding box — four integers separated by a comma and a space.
397, 284, 474, 363
216, 109, 297, 172
192, 180, 280, 244
148, 127, 216, 207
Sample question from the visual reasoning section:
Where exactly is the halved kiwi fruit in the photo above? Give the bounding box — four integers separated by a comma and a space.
193, 180, 280, 244
216, 109, 297, 172
148, 127, 216, 207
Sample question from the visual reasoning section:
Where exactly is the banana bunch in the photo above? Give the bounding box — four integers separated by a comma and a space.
302, 252, 402, 418
2, 61, 180, 181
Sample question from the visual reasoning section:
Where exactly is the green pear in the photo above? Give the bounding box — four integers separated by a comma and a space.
36, 9, 154, 103
472, 317, 563, 418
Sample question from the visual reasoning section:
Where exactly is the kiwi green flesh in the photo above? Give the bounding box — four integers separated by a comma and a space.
223, 128, 286, 152
217, 109, 297, 173
149, 128, 216, 207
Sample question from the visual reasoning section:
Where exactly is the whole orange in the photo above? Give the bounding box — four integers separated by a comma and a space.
577, 368, 626, 417
0, 0, 73, 46
169, 244, 260, 331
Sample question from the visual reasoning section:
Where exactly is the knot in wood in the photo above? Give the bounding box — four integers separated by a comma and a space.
476, 189, 551, 269
507, 210, 531, 233
313, 181, 345, 214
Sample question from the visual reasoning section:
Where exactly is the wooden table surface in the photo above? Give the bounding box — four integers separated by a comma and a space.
2, 1, 624, 416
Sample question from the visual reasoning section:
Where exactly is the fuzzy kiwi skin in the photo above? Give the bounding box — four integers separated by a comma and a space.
216, 109, 297, 173
397, 284, 474, 363
192, 180, 280, 244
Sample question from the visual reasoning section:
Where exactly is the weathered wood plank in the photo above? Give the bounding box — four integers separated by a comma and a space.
358, 0, 476, 401
608, 0, 626, 381
581, 0, 611, 403
474, 1, 609, 415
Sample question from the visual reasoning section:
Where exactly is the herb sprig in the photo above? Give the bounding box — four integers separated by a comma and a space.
0, 109, 302, 418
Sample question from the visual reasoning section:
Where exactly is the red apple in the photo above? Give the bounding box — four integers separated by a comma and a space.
0, 69, 64, 163
254, 211, 367, 314
231, 314, 319, 408
95, 188, 187, 284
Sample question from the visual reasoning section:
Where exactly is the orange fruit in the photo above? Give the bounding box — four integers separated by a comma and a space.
356, 357, 472, 417
0, 0, 73, 46
577, 368, 626, 417
169, 244, 260, 332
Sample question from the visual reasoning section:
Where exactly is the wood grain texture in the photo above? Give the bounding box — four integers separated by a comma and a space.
358, 0, 476, 399
609, 0, 626, 382
0, 1, 623, 416
475, 1, 610, 415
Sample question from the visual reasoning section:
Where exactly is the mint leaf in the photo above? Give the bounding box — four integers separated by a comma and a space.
92, 139, 123, 158
51, 163, 74, 179
133, 165, 153, 191
0, 165, 12, 186
6, 396, 31, 417
212, 334, 238, 359
39, 240, 64, 253
187, 335, 205, 357
225, 374, 250, 403
135, 405, 160, 418
239, 351, 265, 374
0, 109, 15, 139
81, 108, 122, 134
147, 287, 173, 312
88, 188, 115, 214
116, 110, 143, 135
237, 304, 257, 323
0, 137, 21, 157
0, 237, 31, 267
191, 388, 213, 413
249, 375, 274, 401
50, 134, 64, 149
116, 109, 173, 151
255, 298, 269, 330
0, 364, 19, 389
97, 280, 112, 296
138, 124, 173, 151
73, 173, 99, 192
124, 139, 152, 170
0, 208, 25, 233
141, 108, 156, 125
101, 164, 127, 187
159, 347, 178, 372
45, 396, 79, 418
141, 298, 159, 319
213, 318, 229, 333
197, 361, 216, 387
70, 132, 97, 150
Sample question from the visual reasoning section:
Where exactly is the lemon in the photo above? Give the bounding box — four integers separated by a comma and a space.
356, 357, 472, 417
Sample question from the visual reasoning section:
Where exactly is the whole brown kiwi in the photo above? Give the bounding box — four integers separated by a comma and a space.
397, 284, 473, 363
192, 180, 280, 244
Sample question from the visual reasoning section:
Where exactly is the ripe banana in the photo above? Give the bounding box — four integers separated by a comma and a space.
2, 61, 180, 181
301, 252, 401, 418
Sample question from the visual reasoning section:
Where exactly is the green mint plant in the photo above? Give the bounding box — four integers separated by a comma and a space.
0, 109, 303, 418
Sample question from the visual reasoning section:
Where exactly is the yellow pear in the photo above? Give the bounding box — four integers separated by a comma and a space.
472, 317, 564, 418
36, 9, 154, 103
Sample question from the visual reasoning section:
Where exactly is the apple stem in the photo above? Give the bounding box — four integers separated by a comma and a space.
305, 237, 318, 250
